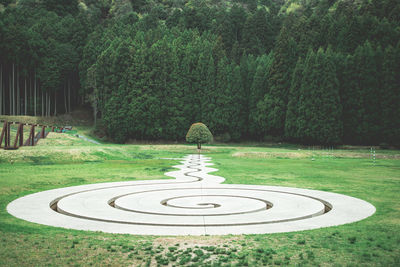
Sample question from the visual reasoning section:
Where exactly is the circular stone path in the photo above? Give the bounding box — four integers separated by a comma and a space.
7, 155, 375, 235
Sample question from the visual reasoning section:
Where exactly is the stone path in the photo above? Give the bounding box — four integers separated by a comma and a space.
75, 134, 101, 144
7, 155, 375, 235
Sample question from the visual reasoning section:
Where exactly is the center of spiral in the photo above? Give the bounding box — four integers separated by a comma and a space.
198, 203, 221, 208
162, 199, 222, 209
112, 190, 271, 216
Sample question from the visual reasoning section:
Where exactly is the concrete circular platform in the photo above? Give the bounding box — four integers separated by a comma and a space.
7, 155, 376, 235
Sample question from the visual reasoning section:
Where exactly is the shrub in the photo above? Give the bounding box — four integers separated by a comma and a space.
186, 122, 213, 149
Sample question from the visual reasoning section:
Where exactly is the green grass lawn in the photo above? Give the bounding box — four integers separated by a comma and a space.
0, 132, 399, 266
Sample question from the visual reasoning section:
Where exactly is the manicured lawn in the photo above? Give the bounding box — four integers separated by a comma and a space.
0, 133, 399, 266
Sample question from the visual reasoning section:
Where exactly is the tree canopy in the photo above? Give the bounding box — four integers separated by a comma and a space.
0, 0, 399, 146
186, 123, 213, 149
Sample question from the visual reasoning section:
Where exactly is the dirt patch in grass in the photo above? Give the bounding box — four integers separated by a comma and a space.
153, 236, 244, 248
150, 236, 245, 266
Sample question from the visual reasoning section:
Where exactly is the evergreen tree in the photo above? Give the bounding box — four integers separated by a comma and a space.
265, 26, 298, 136
242, 8, 273, 55
163, 39, 185, 140
1, 0, 398, 145
381, 43, 400, 146
297, 48, 342, 144
239, 54, 258, 136
284, 57, 305, 141
212, 56, 231, 138
340, 54, 363, 144
127, 31, 149, 139
228, 64, 246, 141
354, 41, 381, 144
248, 54, 271, 138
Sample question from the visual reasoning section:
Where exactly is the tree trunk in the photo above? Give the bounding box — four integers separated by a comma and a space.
45, 91, 48, 116
12, 63, 15, 115
0, 64, 2, 115
48, 92, 51, 117
0, 65, 3, 115
54, 91, 57, 116
197, 143, 201, 149
17, 68, 20, 115
64, 83, 67, 114
93, 76, 97, 126
34, 71, 37, 116
3, 68, 5, 115
93, 104, 97, 126
29, 75, 32, 115
2, 69, 4, 115
41, 90, 44, 117
25, 78, 27, 115
68, 79, 71, 113
9, 72, 11, 115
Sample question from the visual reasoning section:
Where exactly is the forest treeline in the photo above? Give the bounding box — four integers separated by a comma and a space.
0, 0, 399, 145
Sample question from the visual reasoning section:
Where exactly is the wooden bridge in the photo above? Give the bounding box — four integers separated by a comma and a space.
0, 121, 69, 150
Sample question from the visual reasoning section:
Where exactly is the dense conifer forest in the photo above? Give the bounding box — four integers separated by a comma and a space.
0, 0, 399, 145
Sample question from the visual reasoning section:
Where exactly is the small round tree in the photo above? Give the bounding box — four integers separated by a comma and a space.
186, 123, 213, 149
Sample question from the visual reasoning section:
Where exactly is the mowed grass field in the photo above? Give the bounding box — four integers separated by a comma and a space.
0, 128, 399, 266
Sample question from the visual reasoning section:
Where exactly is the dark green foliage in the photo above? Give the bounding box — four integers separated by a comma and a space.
248, 54, 273, 139
284, 57, 305, 141
211, 56, 231, 137
265, 26, 298, 136
242, 8, 274, 55
295, 48, 342, 144
1, 0, 399, 145
340, 54, 363, 144
341, 41, 384, 144
42, 0, 79, 16
228, 65, 247, 141
381, 43, 400, 146
353, 42, 381, 144
186, 123, 213, 149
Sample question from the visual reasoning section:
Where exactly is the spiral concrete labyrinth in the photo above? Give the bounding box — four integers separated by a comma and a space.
7, 154, 375, 235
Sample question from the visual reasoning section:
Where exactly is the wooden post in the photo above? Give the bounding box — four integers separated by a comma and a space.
24, 124, 35, 146
31, 125, 36, 146
0, 121, 6, 148
26, 124, 36, 146
6, 122, 11, 148
41, 125, 46, 138
13, 123, 23, 149
19, 123, 23, 147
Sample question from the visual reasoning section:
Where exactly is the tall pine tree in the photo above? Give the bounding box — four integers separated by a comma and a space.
284, 57, 305, 141
297, 48, 342, 144
265, 25, 297, 136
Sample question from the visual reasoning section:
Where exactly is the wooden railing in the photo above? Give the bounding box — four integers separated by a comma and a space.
0, 121, 68, 150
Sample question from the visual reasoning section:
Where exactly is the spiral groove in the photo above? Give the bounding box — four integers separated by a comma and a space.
7, 155, 376, 235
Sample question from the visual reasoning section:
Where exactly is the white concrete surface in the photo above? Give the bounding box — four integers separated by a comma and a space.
7, 154, 375, 235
